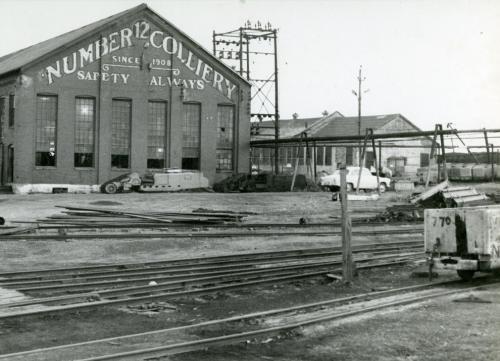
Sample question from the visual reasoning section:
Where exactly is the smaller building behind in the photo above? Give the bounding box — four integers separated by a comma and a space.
251, 112, 432, 180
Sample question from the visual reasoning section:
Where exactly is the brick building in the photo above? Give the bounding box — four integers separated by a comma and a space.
0, 4, 251, 188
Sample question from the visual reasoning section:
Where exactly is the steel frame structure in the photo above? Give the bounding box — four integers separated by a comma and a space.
213, 22, 280, 173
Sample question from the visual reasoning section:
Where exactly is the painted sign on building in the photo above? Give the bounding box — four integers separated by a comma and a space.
40, 20, 237, 99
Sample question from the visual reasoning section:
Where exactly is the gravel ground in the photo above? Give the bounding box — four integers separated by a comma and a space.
0, 185, 499, 360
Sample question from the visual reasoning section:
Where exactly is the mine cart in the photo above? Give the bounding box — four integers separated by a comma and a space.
425, 206, 500, 280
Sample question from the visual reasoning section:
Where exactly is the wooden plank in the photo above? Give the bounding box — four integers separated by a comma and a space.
410, 180, 450, 204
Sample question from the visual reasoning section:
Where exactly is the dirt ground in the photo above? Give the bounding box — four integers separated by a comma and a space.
171, 282, 500, 361
0, 190, 404, 271
0, 185, 499, 359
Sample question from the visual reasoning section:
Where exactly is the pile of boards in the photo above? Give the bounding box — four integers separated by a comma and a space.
410, 181, 494, 208
3, 206, 256, 233
44, 206, 254, 227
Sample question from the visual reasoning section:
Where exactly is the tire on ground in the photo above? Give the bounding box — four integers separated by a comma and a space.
103, 183, 118, 194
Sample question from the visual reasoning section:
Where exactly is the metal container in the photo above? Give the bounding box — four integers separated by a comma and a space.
472, 164, 492, 181
448, 164, 460, 181
425, 206, 500, 280
458, 164, 474, 181
394, 180, 415, 192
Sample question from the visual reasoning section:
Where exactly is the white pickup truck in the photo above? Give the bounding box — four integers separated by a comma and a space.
319, 167, 391, 192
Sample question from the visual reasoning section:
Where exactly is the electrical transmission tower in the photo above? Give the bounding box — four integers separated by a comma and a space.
213, 21, 280, 174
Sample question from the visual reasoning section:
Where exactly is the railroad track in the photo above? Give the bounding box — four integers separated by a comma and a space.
0, 240, 423, 283
2, 276, 498, 361
0, 244, 423, 319
0, 225, 423, 240
15, 219, 423, 230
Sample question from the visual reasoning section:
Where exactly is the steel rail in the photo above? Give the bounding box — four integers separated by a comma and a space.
0, 255, 422, 320
0, 227, 423, 241
0, 243, 422, 288
2, 277, 497, 361
1, 251, 422, 306
0, 239, 423, 279
12, 251, 422, 296
20, 219, 423, 230
1, 244, 421, 289
78, 281, 499, 361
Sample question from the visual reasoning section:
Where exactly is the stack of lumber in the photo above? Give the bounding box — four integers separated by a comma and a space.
410, 181, 494, 208
22, 205, 255, 228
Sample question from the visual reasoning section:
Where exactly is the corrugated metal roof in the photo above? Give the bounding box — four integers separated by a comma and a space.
0, 3, 249, 85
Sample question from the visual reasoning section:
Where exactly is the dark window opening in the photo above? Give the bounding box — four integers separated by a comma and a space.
182, 103, 201, 170
112, 154, 129, 169
36, 152, 56, 167
111, 99, 131, 169
182, 157, 199, 170
148, 101, 167, 169
0, 97, 5, 127
365, 151, 375, 168
420, 153, 430, 167
74, 153, 94, 168
35, 95, 57, 167
74, 97, 95, 167
325, 146, 333, 166
8, 94, 14, 127
216, 105, 234, 171
346, 147, 354, 165
316, 146, 324, 166
147, 158, 165, 169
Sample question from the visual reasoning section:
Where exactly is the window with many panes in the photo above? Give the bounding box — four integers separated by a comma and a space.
182, 103, 201, 170
148, 101, 167, 169
74, 97, 95, 167
111, 99, 131, 169
316, 146, 324, 166
216, 105, 234, 171
0, 97, 5, 127
8, 94, 14, 127
35, 95, 57, 166
346, 146, 354, 165
420, 153, 430, 167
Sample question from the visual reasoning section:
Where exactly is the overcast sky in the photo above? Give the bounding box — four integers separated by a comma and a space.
1, 0, 499, 137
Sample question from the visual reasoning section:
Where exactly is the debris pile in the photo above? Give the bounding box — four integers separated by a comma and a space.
213, 173, 310, 192
410, 180, 494, 208
7, 206, 254, 231
370, 204, 424, 223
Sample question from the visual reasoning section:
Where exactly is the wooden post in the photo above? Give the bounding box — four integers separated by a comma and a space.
340, 166, 353, 283
290, 134, 304, 191
378, 140, 382, 171
484, 130, 494, 182
313, 141, 317, 182
356, 130, 370, 194
491, 144, 495, 182
370, 130, 380, 195
425, 125, 439, 188
438, 124, 448, 181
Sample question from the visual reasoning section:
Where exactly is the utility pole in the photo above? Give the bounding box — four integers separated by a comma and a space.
340, 165, 353, 284
352, 66, 367, 166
